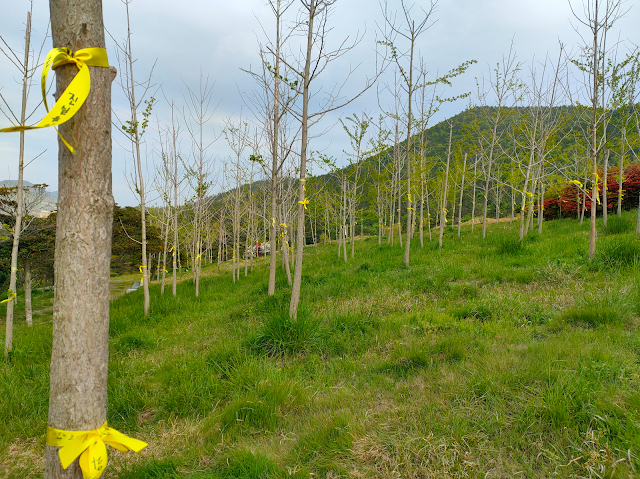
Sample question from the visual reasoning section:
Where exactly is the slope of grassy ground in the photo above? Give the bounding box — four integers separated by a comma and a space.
2, 211, 640, 478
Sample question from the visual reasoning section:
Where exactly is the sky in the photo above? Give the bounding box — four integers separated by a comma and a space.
0, 0, 638, 206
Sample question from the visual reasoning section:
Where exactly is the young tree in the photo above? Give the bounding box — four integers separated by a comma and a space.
183, 73, 217, 296
569, 0, 628, 258
380, 0, 437, 266
0, 183, 48, 331
340, 113, 370, 259
112, 0, 157, 316
242, 0, 299, 296
0, 3, 48, 357
457, 152, 468, 237
475, 44, 521, 238
438, 121, 453, 249
284, 0, 382, 319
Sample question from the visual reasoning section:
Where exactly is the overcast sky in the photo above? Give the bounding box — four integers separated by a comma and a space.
0, 0, 638, 206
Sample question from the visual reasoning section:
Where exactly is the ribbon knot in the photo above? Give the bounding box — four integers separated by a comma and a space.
0, 47, 109, 154
47, 422, 147, 479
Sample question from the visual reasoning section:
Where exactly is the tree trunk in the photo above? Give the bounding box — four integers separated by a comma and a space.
25, 259, 32, 327
618, 149, 624, 217
419, 181, 424, 247
4, 10, 31, 358
289, 1, 315, 319
171, 106, 179, 296
123, 2, 149, 316
439, 122, 453, 249
538, 181, 545, 234
482, 115, 501, 238
471, 156, 477, 233
46, 1, 113, 476
161, 210, 169, 295
397, 181, 403, 248
602, 149, 609, 227
588, 4, 598, 260
426, 187, 432, 241
457, 153, 467, 237
403, 37, 415, 267
342, 182, 348, 263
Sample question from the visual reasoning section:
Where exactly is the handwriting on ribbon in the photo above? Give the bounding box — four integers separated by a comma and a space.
46, 422, 147, 479
0, 48, 110, 154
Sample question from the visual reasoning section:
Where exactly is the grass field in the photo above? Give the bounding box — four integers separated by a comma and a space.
2, 211, 640, 478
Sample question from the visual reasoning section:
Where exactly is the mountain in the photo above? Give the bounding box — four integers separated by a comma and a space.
0, 180, 58, 217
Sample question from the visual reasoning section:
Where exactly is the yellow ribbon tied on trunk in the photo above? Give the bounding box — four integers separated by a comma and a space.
46, 422, 147, 479
0, 47, 110, 153
1, 290, 16, 304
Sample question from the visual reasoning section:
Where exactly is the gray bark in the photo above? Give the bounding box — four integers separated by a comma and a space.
471, 156, 477, 233
457, 153, 467, 237
25, 260, 32, 327
602, 149, 609, 227
618, 149, 624, 216
439, 122, 453, 249
46, 0, 113, 477
124, 2, 149, 316
289, 0, 315, 319
4, 10, 31, 358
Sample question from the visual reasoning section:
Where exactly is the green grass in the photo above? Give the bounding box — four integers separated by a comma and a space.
605, 213, 635, 235
1, 210, 640, 478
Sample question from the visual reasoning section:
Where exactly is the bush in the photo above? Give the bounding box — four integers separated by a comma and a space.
219, 381, 293, 431
485, 231, 524, 255
605, 214, 634, 235
207, 450, 285, 479
560, 307, 621, 328
452, 304, 492, 322
594, 235, 640, 269
251, 308, 322, 356
117, 458, 179, 479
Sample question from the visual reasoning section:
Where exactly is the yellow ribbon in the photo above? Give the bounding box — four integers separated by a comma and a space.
272, 218, 276, 227
195, 253, 202, 262
1, 290, 16, 304
299, 198, 309, 209
280, 223, 287, 228
11, 267, 18, 273
46, 422, 147, 479
569, 180, 583, 189
0, 47, 109, 154
139, 266, 149, 283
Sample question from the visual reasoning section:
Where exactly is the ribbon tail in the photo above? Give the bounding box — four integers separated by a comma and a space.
79, 440, 108, 479
103, 428, 148, 452
58, 435, 95, 470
